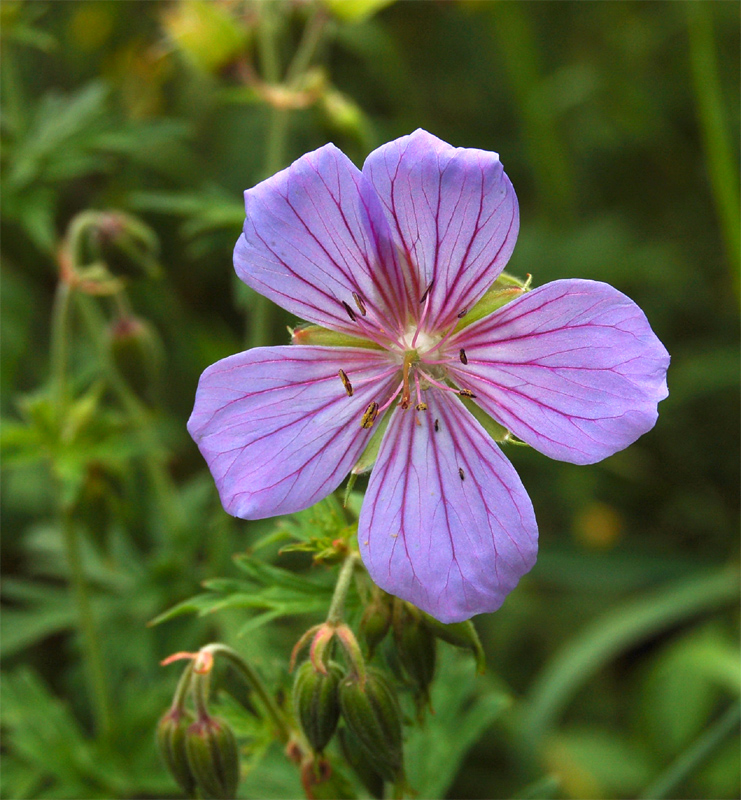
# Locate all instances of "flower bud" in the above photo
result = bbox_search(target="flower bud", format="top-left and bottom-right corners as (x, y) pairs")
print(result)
(157, 707), (197, 796)
(108, 315), (163, 404)
(393, 603), (436, 704)
(338, 726), (384, 799)
(338, 669), (404, 782)
(293, 659), (343, 753)
(359, 596), (391, 658)
(185, 715), (240, 800)
(421, 613), (486, 673)
(83, 211), (161, 280)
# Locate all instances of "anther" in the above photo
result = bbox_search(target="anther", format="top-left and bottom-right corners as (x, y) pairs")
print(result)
(399, 397), (411, 410)
(415, 402), (428, 411)
(419, 280), (434, 304)
(459, 389), (476, 398)
(352, 292), (367, 316)
(459, 467), (465, 481)
(434, 418), (440, 432)
(459, 348), (468, 365)
(457, 308), (468, 319)
(338, 369), (353, 397)
(341, 301), (357, 322)
(361, 401), (379, 429)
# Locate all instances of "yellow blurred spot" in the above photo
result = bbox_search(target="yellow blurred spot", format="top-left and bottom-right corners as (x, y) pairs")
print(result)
(69, 4), (113, 52)
(163, 0), (247, 74)
(573, 502), (623, 549)
(544, 738), (604, 800)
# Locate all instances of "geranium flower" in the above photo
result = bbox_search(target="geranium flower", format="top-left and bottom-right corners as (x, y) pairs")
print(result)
(188, 130), (669, 623)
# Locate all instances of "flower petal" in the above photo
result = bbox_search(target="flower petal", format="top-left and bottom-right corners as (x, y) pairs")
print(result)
(188, 346), (398, 518)
(236, 143), (409, 335)
(449, 280), (670, 464)
(362, 129), (519, 330)
(358, 391), (537, 623)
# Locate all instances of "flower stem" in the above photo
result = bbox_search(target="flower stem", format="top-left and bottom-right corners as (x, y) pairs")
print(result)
(75, 293), (186, 541)
(248, 3), (328, 350)
(61, 501), (113, 745)
(50, 277), (113, 747)
(50, 280), (71, 422)
(327, 553), (359, 625)
(202, 644), (292, 741)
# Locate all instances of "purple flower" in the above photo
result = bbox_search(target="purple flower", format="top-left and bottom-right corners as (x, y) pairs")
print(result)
(188, 130), (669, 623)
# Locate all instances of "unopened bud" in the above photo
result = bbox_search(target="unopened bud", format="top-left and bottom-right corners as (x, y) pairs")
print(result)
(421, 613), (486, 673)
(293, 660), (343, 753)
(157, 707), (197, 796)
(338, 726), (384, 799)
(338, 669), (403, 782)
(359, 597), (391, 658)
(109, 315), (163, 404)
(185, 715), (240, 800)
(84, 211), (161, 280)
(393, 603), (436, 704)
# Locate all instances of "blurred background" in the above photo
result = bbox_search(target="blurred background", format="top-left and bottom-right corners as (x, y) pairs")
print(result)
(1, 1), (739, 798)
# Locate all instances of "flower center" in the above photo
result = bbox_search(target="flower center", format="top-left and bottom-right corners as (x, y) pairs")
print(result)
(400, 325), (440, 355)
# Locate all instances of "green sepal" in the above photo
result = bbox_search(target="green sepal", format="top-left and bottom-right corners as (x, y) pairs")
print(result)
(351, 410), (392, 475)
(453, 271), (532, 332)
(291, 324), (383, 350)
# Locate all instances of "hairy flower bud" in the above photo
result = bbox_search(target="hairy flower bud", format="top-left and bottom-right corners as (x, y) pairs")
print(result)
(338, 669), (403, 782)
(157, 708), (197, 796)
(293, 659), (343, 753)
(185, 715), (240, 800)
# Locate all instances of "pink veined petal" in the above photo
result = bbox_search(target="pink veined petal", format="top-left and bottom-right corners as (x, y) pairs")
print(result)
(235, 143), (410, 336)
(362, 128), (519, 330)
(187, 346), (398, 519)
(448, 279), (671, 465)
(358, 390), (538, 624)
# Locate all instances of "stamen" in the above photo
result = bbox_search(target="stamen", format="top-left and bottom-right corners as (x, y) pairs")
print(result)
(419, 280), (434, 304)
(434, 418), (440, 432)
(352, 292), (367, 316)
(338, 369), (353, 397)
(417, 370), (462, 396)
(459, 467), (465, 481)
(415, 402), (428, 411)
(459, 388), (477, 398)
(377, 382), (404, 415)
(341, 301), (357, 322)
(459, 348), (468, 365)
(412, 281), (435, 349)
(360, 401), (379, 429)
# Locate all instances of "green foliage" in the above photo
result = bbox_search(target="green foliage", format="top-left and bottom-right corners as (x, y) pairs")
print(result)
(2, 1), (738, 799)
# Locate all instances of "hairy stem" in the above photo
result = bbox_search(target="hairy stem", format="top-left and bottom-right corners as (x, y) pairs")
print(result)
(327, 553), (360, 625)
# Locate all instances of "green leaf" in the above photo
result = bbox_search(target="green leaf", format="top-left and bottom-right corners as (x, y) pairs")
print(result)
(522, 567), (740, 744)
